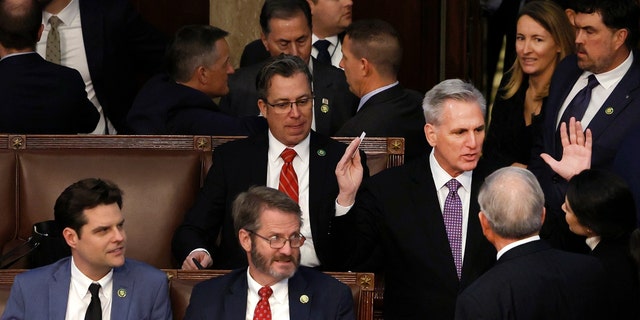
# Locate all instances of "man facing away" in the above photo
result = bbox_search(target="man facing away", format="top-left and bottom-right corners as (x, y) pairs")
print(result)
(455, 167), (607, 319)
(2, 178), (172, 320)
(185, 186), (354, 320)
(0, 0), (98, 134)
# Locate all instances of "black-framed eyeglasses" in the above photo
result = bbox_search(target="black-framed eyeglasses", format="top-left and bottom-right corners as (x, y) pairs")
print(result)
(262, 95), (314, 114)
(247, 230), (306, 249)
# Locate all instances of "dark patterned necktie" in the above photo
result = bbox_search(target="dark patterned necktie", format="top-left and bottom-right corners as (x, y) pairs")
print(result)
(313, 39), (332, 65)
(443, 179), (463, 279)
(46, 16), (63, 64)
(84, 283), (101, 320)
(559, 74), (599, 125)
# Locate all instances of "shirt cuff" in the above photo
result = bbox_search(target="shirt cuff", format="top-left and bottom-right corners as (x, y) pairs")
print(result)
(335, 199), (353, 217)
(189, 248), (211, 257)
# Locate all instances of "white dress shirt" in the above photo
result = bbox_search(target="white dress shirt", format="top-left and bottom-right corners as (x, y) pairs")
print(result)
(245, 268), (290, 320)
(496, 235), (540, 260)
(66, 257), (113, 320)
(311, 34), (343, 69)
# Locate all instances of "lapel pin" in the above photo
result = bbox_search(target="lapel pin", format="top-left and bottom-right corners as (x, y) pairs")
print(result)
(317, 149), (326, 157)
(605, 107), (614, 115)
(117, 288), (127, 298)
(300, 294), (309, 304)
(321, 98), (330, 113)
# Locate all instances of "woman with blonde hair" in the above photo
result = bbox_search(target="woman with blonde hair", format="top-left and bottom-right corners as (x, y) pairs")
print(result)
(484, 0), (575, 170)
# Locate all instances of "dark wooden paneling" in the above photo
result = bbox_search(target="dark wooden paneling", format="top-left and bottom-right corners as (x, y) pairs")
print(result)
(129, 0), (210, 37)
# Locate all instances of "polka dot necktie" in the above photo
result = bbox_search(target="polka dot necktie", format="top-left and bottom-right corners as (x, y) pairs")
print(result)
(443, 179), (463, 279)
(279, 148), (299, 203)
(253, 286), (273, 320)
(46, 16), (63, 65)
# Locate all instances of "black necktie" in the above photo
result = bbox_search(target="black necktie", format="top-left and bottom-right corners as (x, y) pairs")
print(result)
(85, 283), (102, 320)
(313, 39), (332, 65)
(559, 74), (599, 125)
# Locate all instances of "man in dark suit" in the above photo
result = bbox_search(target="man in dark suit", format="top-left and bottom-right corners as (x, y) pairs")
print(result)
(529, 0), (640, 251)
(37, 0), (166, 134)
(172, 54), (367, 271)
(219, 0), (357, 137)
(127, 25), (265, 135)
(335, 19), (428, 160)
(0, 0), (98, 134)
(2, 178), (171, 319)
(185, 186), (354, 319)
(333, 79), (496, 319)
(455, 167), (607, 319)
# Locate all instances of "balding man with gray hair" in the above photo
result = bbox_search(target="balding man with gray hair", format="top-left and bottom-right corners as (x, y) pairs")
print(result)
(455, 167), (607, 320)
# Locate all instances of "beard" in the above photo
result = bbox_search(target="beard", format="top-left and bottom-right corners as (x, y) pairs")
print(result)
(250, 240), (299, 282)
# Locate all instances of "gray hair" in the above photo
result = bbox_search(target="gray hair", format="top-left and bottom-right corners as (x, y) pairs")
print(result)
(478, 167), (544, 239)
(232, 186), (303, 236)
(422, 79), (486, 125)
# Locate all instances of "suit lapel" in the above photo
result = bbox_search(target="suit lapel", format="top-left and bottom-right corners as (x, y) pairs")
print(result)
(111, 263), (132, 319)
(587, 59), (640, 140)
(287, 270), (311, 320)
(312, 59), (334, 135)
(49, 259), (73, 319)
(224, 272), (249, 320)
(250, 133), (270, 184)
(461, 167), (488, 283)
(308, 132), (331, 245)
(78, 0), (104, 84)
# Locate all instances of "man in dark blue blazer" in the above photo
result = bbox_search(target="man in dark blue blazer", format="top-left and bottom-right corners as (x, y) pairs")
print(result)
(332, 79), (495, 319)
(335, 19), (429, 160)
(529, 0), (640, 251)
(172, 54), (367, 272)
(455, 167), (607, 320)
(127, 25), (265, 135)
(219, 0), (357, 137)
(2, 178), (171, 319)
(184, 186), (354, 320)
(38, 0), (166, 133)
(0, 0), (98, 134)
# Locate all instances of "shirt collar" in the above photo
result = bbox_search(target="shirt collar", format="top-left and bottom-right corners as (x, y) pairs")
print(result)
(42, 0), (79, 27)
(358, 81), (399, 111)
(585, 51), (634, 90)
(428, 149), (472, 193)
(496, 235), (540, 260)
(70, 256), (113, 301)
(267, 130), (311, 165)
(585, 235), (601, 251)
(312, 34), (339, 47)
(246, 267), (289, 305)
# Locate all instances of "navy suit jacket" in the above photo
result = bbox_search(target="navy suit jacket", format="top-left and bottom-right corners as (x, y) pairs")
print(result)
(218, 58), (358, 136)
(529, 53), (640, 250)
(332, 156), (495, 319)
(455, 240), (607, 320)
(77, 0), (167, 133)
(184, 267), (354, 320)
(1, 257), (172, 320)
(172, 131), (368, 270)
(335, 84), (429, 160)
(126, 74), (266, 135)
(0, 53), (99, 134)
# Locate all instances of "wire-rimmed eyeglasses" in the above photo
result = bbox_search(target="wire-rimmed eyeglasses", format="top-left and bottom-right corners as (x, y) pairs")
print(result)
(247, 230), (306, 249)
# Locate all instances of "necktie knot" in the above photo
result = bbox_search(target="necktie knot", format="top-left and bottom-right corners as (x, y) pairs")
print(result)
(88, 283), (100, 297)
(280, 148), (297, 163)
(445, 179), (461, 193)
(49, 16), (62, 29)
(46, 16), (62, 64)
(313, 39), (332, 64)
(258, 286), (273, 299)
(586, 74), (599, 90)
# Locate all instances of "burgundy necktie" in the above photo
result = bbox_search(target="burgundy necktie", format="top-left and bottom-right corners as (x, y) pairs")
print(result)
(253, 286), (273, 320)
(279, 148), (299, 203)
(443, 179), (463, 279)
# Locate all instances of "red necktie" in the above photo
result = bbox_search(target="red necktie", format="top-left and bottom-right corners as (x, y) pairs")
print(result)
(279, 148), (299, 203)
(253, 286), (273, 320)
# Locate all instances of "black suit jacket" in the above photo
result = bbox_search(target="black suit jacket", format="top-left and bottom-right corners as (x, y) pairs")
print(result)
(219, 58), (358, 136)
(335, 84), (429, 160)
(185, 266), (354, 320)
(126, 74), (266, 135)
(455, 240), (607, 320)
(332, 156), (495, 319)
(0, 53), (99, 133)
(172, 131), (368, 270)
(239, 39), (270, 68)
(78, 0), (167, 132)
(529, 53), (640, 251)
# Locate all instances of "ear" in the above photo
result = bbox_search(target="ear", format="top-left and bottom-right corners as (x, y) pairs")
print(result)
(613, 28), (629, 51)
(478, 212), (493, 241)
(62, 227), (78, 249)
(261, 32), (269, 52)
(360, 57), (371, 76)
(540, 207), (546, 225)
(195, 66), (207, 84)
(258, 99), (268, 118)
(239, 229), (252, 253)
(306, 0), (315, 13)
(424, 123), (437, 147)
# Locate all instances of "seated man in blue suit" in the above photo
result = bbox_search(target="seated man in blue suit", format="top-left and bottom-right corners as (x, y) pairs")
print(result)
(455, 167), (607, 319)
(2, 178), (172, 320)
(127, 25), (265, 135)
(185, 186), (354, 320)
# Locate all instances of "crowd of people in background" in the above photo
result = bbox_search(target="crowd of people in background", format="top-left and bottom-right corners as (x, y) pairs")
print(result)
(2, 0), (640, 319)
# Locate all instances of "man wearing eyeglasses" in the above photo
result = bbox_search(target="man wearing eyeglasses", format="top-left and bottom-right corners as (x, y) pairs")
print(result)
(172, 54), (368, 271)
(185, 186), (355, 319)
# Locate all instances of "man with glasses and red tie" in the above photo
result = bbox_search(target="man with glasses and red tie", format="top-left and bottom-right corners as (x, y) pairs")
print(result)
(185, 186), (354, 319)
(172, 54), (368, 272)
